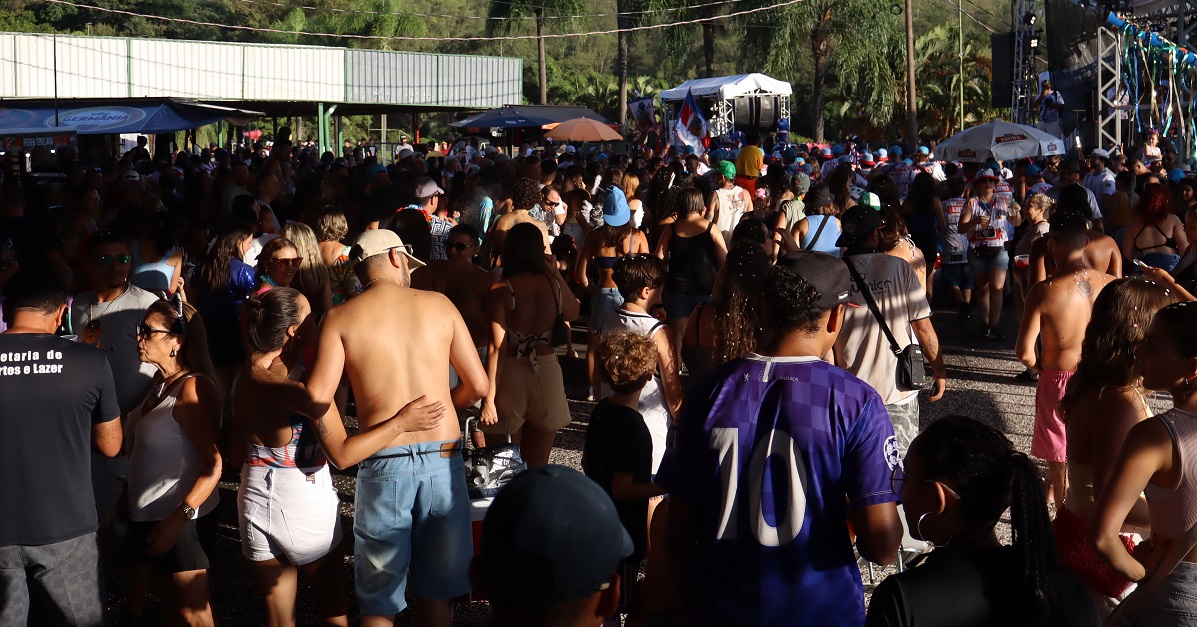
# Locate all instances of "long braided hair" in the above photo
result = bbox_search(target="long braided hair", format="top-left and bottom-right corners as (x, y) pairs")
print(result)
(909, 415), (1061, 625)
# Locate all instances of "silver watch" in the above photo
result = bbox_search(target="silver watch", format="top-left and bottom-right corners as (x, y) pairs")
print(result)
(178, 502), (196, 519)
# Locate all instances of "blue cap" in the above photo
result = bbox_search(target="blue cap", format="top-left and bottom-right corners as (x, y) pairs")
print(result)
(889, 145), (903, 157)
(876, 148), (888, 160)
(795, 157), (806, 165)
(1024, 164), (1042, 176)
(782, 147), (798, 160)
(820, 147), (833, 157)
(479, 465), (634, 604)
(684, 145), (696, 155)
(918, 146), (930, 155)
(860, 153), (876, 166)
(365, 163), (387, 179)
(903, 158), (914, 166)
(602, 186), (631, 227)
(832, 144), (845, 156)
(711, 148), (729, 161)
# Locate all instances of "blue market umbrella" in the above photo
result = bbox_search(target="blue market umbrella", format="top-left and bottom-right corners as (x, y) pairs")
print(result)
(450, 107), (555, 129)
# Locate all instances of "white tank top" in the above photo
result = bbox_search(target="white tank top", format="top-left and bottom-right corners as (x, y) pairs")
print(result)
(598, 309), (671, 474)
(126, 375), (220, 522)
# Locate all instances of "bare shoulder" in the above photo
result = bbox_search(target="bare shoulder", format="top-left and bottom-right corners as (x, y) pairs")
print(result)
(180, 374), (221, 403)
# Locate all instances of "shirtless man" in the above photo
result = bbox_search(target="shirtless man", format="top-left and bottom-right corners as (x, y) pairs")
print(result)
(306, 229), (489, 627)
(1030, 187), (1122, 283)
(485, 177), (549, 263)
(1016, 210), (1116, 506)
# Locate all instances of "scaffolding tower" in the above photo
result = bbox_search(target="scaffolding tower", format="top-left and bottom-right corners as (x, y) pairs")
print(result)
(1012, 0), (1041, 125)
(1094, 0), (1197, 156)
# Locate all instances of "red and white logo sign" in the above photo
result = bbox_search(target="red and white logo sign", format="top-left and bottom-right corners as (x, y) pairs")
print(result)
(1046, 142), (1059, 151)
(995, 133), (1028, 144)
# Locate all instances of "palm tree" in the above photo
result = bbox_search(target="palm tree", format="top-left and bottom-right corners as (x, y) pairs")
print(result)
(646, 0), (726, 78)
(488, 0), (587, 105)
(616, 0), (649, 126)
(901, 25), (995, 139)
(741, 0), (902, 142)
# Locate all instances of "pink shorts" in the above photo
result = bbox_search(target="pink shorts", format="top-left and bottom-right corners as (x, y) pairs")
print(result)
(1032, 369), (1074, 463)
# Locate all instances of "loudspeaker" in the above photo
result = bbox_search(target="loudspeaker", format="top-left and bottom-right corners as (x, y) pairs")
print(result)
(991, 33), (1014, 108)
(758, 97), (776, 131)
(733, 97), (752, 129)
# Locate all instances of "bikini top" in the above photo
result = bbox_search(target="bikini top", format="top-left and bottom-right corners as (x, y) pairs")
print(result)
(505, 275), (559, 373)
(595, 235), (632, 270)
(232, 372), (327, 472)
(1134, 223), (1178, 254)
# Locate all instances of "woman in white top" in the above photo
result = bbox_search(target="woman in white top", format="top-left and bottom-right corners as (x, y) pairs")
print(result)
(708, 161), (751, 244)
(959, 169), (1022, 339)
(124, 296), (222, 626)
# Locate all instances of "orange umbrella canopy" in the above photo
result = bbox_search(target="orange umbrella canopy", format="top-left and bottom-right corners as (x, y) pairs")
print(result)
(543, 117), (623, 142)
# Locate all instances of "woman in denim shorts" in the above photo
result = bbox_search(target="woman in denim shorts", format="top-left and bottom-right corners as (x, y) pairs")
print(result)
(958, 169), (1021, 339)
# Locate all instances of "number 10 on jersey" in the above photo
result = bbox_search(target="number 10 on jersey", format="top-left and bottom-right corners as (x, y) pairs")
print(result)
(710, 427), (808, 547)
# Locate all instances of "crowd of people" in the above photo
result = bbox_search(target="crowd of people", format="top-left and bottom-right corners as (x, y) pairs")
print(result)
(4, 120), (1197, 627)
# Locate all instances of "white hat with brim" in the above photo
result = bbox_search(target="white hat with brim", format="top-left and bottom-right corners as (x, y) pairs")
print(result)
(349, 229), (426, 269)
(974, 168), (1001, 182)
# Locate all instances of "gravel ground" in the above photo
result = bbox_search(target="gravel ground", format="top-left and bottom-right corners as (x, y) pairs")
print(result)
(40, 292), (1166, 625)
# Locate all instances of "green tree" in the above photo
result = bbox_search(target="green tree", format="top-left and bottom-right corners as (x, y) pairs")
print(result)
(904, 25), (995, 139)
(741, 0), (902, 142)
(488, 0), (587, 104)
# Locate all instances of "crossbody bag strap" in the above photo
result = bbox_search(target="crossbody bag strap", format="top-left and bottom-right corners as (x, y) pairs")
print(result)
(804, 215), (831, 251)
(843, 256), (902, 356)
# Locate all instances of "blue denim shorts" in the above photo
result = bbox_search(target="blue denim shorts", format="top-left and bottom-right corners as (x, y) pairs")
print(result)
(968, 246), (1009, 275)
(353, 440), (472, 616)
(940, 262), (974, 290)
(591, 287), (624, 330)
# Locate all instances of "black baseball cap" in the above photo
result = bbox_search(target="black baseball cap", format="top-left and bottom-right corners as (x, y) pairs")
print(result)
(835, 204), (886, 247)
(776, 252), (858, 309)
(479, 465), (634, 604)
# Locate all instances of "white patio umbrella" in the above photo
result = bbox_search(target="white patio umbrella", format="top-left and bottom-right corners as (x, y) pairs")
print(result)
(934, 120), (1068, 163)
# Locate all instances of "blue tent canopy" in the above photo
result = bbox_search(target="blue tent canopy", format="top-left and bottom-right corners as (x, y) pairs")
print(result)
(0, 98), (262, 135)
(450, 104), (610, 129)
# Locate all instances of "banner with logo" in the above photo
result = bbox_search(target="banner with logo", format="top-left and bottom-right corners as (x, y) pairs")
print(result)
(628, 97), (657, 133)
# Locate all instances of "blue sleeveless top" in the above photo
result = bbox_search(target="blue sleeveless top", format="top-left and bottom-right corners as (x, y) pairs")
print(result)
(801, 216), (842, 257)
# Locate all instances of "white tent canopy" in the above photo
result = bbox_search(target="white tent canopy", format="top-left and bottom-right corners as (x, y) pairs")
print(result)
(660, 73), (793, 101)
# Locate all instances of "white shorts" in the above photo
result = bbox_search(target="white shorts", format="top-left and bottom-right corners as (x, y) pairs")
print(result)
(238, 464), (343, 565)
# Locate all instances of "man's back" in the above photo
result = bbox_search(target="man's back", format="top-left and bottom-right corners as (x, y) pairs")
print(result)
(0, 334), (119, 546)
(322, 282), (463, 445)
(658, 355), (898, 626)
(1025, 267), (1114, 371)
(836, 252), (931, 406)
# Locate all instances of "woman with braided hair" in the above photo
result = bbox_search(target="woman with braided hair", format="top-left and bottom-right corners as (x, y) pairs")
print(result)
(868, 415), (1099, 626)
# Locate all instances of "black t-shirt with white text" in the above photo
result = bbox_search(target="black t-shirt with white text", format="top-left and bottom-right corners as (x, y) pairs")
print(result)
(0, 334), (119, 546)
(582, 399), (654, 559)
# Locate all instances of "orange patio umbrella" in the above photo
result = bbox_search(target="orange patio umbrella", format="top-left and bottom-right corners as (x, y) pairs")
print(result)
(543, 117), (623, 142)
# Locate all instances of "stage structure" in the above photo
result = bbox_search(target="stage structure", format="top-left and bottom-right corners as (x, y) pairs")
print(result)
(1090, 1), (1197, 159)
(659, 74), (792, 141)
(1012, 0), (1042, 125)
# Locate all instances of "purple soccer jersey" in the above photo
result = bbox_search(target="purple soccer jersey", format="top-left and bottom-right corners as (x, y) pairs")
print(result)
(657, 354), (899, 626)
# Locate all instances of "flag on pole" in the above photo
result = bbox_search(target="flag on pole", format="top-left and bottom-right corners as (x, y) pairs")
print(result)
(674, 88), (709, 156)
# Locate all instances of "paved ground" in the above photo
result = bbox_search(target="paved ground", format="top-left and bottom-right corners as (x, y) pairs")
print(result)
(64, 291), (1168, 625)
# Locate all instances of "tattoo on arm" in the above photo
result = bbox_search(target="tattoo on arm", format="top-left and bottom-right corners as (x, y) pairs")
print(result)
(314, 417), (330, 438)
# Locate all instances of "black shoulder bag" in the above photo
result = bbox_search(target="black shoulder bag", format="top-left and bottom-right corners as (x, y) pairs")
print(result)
(843, 256), (927, 391)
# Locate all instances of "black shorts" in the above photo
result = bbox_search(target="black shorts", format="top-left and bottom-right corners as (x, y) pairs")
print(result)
(126, 514), (216, 573)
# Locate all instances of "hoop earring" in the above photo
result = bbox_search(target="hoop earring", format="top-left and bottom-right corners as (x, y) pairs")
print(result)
(170, 349), (177, 358)
(917, 512), (952, 548)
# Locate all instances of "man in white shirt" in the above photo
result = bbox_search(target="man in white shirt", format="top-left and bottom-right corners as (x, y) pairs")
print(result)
(833, 205), (947, 453)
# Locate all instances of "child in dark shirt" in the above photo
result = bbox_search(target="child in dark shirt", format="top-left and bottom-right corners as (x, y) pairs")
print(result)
(582, 331), (664, 619)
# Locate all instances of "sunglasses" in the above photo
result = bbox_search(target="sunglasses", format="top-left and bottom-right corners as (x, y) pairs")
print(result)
(96, 254), (133, 265)
(138, 324), (174, 338)
(269, 257), (303, 268)
(448, 242), (473, 252)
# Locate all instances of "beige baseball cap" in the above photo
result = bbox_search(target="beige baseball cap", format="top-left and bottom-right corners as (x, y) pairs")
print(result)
(348, 229), (426, 269)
